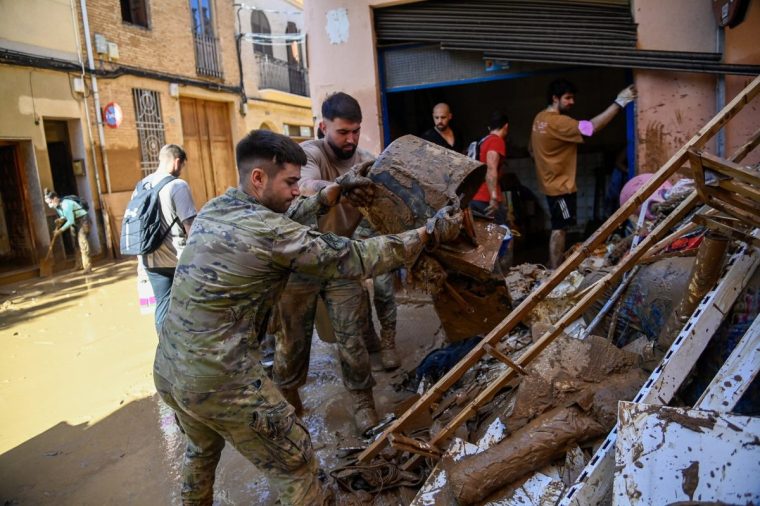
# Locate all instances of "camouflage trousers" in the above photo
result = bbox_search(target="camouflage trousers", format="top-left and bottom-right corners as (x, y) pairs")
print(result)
(365, 271), (397, 338)
(353, 221), (397, 339)
(274, 273), (374, 391)
(154, 370), (322, 505)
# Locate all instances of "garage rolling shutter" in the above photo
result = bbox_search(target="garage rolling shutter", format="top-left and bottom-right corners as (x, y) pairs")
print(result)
(374, 0), (759, 75)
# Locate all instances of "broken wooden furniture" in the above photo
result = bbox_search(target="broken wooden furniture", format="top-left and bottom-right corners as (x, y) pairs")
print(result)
(357, 75), (760, 499)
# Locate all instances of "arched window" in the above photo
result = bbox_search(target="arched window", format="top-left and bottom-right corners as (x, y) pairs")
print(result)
(251, 10), (272, 58)
(286, 21), (302, 67)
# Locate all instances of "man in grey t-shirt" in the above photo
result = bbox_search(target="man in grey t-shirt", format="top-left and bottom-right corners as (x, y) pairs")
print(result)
(135, 144), (197, 331)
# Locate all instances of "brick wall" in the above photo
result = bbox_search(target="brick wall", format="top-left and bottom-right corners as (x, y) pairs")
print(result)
(81, 0), (240, 87)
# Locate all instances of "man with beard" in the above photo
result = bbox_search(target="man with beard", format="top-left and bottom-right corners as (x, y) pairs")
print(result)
(530, 78), (635, 268)
(275, 92), (396, 434)
(422, 102), (464, 153)
(154, 128), (464, 504)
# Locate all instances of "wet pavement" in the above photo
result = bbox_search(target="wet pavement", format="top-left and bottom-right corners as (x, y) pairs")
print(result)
(0, 260), (441, 505)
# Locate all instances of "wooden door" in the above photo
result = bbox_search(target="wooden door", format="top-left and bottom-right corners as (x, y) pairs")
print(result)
(180, 98), (235, 207)
(0, 144), (36, 270)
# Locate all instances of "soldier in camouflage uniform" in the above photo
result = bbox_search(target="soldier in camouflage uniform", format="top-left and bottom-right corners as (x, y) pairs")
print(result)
(154, 129), (462, 505)
(275, 92), (402, 435)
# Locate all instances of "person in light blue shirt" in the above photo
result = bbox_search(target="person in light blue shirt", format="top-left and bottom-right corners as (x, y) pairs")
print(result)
(44, 189), (92, 274)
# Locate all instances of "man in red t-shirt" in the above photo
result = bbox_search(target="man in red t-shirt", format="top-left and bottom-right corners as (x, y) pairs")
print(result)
(469, 112), (509, 225)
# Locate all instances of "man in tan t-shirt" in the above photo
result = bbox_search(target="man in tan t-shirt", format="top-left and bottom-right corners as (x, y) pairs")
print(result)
(274, 92), (391, 435)
(531, 78), (635, 268)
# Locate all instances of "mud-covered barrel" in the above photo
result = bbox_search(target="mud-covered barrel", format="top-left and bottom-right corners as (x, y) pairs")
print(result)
(360, 135), (486, 234)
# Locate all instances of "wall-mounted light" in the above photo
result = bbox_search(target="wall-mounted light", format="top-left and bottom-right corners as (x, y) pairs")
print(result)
(169, 83), (180, 98)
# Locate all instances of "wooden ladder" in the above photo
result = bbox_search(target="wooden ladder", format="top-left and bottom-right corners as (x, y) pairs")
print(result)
(357, 74), (760, 467)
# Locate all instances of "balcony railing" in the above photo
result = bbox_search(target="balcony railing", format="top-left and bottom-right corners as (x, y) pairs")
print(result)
(194, 33), (223, 78)
(255, 53), (309, 97)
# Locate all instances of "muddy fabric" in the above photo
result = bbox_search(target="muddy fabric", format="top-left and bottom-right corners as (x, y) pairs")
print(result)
(444, 406), (606, 504)
(154, 372), (320, 505)
(155, 187), (424, 393)
(274, 274), (374, 391)
(530, 109), (584, 196)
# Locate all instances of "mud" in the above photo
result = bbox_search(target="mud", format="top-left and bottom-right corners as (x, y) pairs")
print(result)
(442, 353), (647, 504)
(0, 261), (444, 504)
(360, 135), (485, 235)
(443, 405), (606, 505)
(432, 272), (511, 342)
(506, 335), (643, 433)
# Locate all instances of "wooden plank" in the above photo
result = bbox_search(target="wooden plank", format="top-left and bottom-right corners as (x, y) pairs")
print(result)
(698, 150), (760, 187)
(693, 215), (760, 247)
(730, 127), (760, 163)
(483, 343), (529, 375)
(718, 179), (760, 203)
(701, 197), (760, 228)
(357, 73), (760, 465)
(388, 433), (441, 459)
(560, 238), (760, 506)
(696, 313), (760, 411)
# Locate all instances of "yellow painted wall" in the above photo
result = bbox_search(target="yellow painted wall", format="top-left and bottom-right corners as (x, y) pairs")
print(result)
(0, 65), (92, 194)
(0, 0), (79, 59)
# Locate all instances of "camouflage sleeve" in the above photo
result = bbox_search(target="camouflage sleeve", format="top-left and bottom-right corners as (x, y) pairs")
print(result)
(271, 220), (424, 279)
(285, 193), (330, 225)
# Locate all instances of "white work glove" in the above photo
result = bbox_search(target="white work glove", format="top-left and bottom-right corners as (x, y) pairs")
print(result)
(615, 85), (636, 108)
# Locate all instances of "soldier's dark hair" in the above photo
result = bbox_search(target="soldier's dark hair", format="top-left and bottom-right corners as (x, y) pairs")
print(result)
(547, 78), (577, 105)
(236, 129), (307, 184)
(488, 111), (509, 131)
(321, 92), (362, 122)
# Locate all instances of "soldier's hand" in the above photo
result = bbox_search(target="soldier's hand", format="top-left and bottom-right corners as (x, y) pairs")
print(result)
(335, 161), (375, 207)
(425, 205), (463, 250)
(615, 85), (636, 108)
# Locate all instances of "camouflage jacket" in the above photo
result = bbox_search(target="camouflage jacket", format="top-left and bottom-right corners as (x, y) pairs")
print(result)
(154, 187), (424, 392)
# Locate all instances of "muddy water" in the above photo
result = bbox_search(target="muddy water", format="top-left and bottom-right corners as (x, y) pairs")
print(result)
(0, 262), (441, 504)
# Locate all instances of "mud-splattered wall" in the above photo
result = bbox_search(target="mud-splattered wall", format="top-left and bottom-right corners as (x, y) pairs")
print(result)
(633, 0), (760, 174)
(633, 0), (717, 176)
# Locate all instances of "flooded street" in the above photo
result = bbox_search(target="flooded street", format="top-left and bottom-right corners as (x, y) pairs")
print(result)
(0, 260), (440, 504)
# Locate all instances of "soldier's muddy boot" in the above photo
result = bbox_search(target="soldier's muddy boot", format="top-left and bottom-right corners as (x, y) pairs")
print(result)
(280, 387), (304, 417)
(350, 389), (379, 435)
(379, 329), (400, 370)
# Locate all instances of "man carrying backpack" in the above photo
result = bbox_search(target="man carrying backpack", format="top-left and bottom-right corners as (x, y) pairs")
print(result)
(134, 144), (197, 331)
(44, 189), (92, 274)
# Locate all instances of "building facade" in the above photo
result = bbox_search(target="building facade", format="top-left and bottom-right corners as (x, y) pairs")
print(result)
(237, 0), (314, 141)
(0, 0), (314, 282)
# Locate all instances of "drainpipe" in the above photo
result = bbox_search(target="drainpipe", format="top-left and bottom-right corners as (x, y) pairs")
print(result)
(70, 0), (111, 258)
(79, 0), (115, 256)
(716, 25), (726, 158)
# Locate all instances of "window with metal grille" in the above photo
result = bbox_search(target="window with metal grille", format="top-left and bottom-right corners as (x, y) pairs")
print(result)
(190, 0), (222, 78)
(132, 89), (166, 177)
(120, 0), (149, 28)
